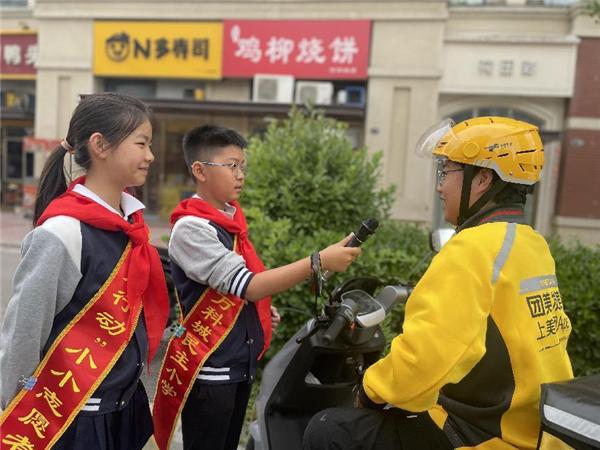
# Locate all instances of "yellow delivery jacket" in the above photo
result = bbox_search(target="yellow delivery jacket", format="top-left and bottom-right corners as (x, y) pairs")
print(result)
(363, 221), (573, 449)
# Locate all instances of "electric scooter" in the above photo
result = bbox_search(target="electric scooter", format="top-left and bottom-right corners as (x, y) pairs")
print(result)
(247, 276), (412, 450)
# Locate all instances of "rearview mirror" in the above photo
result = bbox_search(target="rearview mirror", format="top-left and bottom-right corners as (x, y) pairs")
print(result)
(430, 228), (455, 253)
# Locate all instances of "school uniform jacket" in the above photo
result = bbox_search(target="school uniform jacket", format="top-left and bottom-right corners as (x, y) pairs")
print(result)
(169, 202), (264, 385)
(0, 185), (148, 414)
(362, 208), (573, 449)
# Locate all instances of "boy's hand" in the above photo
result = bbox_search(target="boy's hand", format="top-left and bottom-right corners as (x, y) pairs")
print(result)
(319, 234), (361, 272)
(270, 305), (281, 331)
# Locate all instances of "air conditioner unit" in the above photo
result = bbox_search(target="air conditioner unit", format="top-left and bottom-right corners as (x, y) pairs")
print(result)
(252, 74), (294, 103)
(336, 86), (366, 106)
(294, 81), (334, 105)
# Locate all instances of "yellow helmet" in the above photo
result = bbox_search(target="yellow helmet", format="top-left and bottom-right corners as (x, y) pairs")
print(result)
(420, 117), (544, 185)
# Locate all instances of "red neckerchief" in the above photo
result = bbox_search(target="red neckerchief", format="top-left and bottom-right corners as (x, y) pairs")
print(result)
(171, 197), (272, 355)
(37, 176), (169, 364)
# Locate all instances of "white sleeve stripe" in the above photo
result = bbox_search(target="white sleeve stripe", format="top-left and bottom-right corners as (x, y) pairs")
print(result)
(230, 268), (250, 295)
(201, 367), (231, 373)
(234, 271), (253, 298)
(197, 374), (231, 381)
(239, 272), (255, 299)
(229, 267), (247, 292)
(81, 405), (100, 411)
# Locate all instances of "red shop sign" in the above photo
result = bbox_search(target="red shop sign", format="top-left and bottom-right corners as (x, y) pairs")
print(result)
(0, 32), (38, 79)
(223, 20), (371, 80)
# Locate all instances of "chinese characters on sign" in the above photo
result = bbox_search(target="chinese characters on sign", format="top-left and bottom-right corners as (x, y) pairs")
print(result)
(104, 33), (210, 62)
(223, 20), (371, 79)
(0, 32), (37, 79)
(478, 59), (537, 78)
(94, 22), (222, 79)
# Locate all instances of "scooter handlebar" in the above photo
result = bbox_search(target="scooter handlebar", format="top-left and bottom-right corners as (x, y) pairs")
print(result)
(322, 298), (358, 345)
(375, 284), (413, 312)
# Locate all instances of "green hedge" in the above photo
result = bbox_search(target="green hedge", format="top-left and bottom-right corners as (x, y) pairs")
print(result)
(549, 239), (600, 376)
(242, 108), (600, 376)
(242, 108), (431, 353)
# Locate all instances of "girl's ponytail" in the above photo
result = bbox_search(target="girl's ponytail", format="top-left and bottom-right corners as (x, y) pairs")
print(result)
(32, 145), (68, 225)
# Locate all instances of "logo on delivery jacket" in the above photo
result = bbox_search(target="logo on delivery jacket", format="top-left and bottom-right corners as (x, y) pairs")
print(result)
(105, 32), (131, 62)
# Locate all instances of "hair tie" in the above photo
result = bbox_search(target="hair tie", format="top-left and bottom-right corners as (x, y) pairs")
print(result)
(63, 147), (86, 184)
(61, 139), (74, 154)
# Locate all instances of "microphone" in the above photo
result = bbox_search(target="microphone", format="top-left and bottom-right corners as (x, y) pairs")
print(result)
(322, 218), (379, 280)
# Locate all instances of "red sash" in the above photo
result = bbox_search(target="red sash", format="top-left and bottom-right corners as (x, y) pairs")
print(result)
(152, 287), (244, 450)
(0, 244), (141, 450)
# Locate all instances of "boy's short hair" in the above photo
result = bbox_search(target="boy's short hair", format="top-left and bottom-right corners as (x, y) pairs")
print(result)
(182, 125), (247, 167)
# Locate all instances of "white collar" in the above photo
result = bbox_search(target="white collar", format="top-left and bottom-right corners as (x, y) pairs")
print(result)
(73, 184), (145, 220)
(192, 194), (236, 220)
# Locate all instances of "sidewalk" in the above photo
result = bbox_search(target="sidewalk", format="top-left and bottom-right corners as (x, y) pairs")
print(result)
(0, 210), (170, 248)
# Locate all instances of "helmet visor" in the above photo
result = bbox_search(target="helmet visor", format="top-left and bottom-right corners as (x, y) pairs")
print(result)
(415, 118), (455, 158)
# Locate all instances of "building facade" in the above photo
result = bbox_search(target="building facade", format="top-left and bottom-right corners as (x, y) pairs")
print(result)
(1, 0), (598, 243)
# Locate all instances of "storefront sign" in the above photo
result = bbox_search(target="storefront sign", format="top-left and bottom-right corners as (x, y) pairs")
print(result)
(223, 20), (371, 79)
(0, 32), (37, 79)
(94, 21), (223, 79)
(441, 42), (577, 97)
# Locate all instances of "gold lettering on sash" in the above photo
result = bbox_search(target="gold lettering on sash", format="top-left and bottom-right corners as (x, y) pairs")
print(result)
(18, 408), (49, 438)
(65, 347), (98, 369)
(165, 367), (183, 385)
(96, 311), (126, 336)
(35, 387), (63, 417)
(2, 434), (35, 450)
(191, 321), (212, 342)
(181, 333), (200, 355)
(50, 369), (80, 393)
(169, 350), (189, 371)
(211, 295), (235, 311)
(201, 306), (223, 327)
(112, 289), (130, 312)
(160, 380), (177, 397)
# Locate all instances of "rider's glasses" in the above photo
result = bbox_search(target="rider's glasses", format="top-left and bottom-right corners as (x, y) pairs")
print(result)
(436, 167), (463, 184)
(196, 161), (247, 176)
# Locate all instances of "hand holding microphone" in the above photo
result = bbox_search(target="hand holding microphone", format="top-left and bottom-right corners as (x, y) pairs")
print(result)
(321, 218), (379, 279)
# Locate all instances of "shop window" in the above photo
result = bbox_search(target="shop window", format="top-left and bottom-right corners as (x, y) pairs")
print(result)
(5, 139), (23, 179)
(104, 79), (156, 98)
(25, 151), (34, 177)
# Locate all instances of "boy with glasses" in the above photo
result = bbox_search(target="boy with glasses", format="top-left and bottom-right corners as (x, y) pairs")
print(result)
(152, 125), (360, 450)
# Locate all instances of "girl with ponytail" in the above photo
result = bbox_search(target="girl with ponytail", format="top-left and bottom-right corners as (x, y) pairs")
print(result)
(0, 92), (169, 450)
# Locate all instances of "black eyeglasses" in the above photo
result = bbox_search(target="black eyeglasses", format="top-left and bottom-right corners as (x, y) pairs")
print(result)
(436, 167), (463, 184)
(194, 161), (247, 176)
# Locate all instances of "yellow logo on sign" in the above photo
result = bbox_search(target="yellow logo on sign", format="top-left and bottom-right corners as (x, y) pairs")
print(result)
(94, 21), (222, 79)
